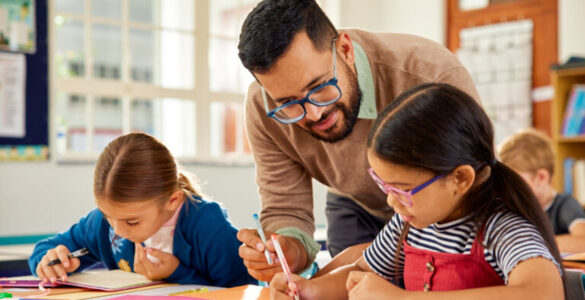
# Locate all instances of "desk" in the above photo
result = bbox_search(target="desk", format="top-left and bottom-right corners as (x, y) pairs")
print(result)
(0, 244), (34, 276)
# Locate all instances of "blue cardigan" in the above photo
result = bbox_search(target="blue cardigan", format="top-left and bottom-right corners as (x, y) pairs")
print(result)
(29, 198), (256, 287)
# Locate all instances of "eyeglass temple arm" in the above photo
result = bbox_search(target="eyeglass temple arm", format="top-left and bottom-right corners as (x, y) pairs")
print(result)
(412, 174), (444, 194)
(332, 38), (337, 78)
(262, 87), (270, 114)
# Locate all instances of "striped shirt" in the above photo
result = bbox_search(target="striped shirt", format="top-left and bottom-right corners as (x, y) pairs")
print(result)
(364, 210), (561, 284)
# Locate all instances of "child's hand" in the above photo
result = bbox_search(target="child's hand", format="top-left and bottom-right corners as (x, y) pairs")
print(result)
(346, 271), (403, 300)
(133, 243), (179, 280)
(270, 272), (320, 300)
(36, 245), (81, 284)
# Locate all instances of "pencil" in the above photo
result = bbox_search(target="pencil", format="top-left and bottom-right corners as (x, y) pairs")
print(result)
(271, 234), (299, 300)
(46, 248), (89, 266)
(253, 213), (273, 264)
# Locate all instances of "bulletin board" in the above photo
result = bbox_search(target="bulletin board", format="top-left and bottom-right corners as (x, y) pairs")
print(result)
(0, 0), (47, 161)
(446, 0), (558, 136)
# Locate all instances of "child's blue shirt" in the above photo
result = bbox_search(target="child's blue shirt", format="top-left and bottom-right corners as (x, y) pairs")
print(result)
(28, 198), (256, 287)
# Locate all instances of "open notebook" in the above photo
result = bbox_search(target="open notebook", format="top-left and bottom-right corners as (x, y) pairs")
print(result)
(0, 269), (162, 291)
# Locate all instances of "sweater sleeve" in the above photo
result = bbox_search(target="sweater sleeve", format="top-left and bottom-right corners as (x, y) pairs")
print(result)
(28, 209), (104, 275)
(166, 202), (255, 287)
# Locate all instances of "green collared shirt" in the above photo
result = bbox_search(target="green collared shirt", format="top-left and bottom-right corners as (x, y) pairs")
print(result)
(353, 41), (377, 119)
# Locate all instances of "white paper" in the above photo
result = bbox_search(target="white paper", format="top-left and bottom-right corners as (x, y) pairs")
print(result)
(0, 52), (26, 137)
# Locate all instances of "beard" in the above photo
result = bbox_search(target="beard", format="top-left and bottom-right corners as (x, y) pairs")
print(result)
(303, 62), (362, 143)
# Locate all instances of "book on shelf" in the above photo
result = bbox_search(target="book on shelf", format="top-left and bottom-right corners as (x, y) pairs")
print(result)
(564, 158), (585, 207)
(574, 160), (585, 207)
(561, 85), (585, 136)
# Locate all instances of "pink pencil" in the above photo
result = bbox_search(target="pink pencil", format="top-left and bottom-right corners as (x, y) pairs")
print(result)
(271, 234), (299, 300)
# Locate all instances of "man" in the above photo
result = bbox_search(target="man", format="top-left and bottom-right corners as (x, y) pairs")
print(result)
(237, 0), (480, 281)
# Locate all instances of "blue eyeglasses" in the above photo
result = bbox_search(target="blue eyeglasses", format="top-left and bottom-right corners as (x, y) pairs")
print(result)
(262, 39), (342, 124)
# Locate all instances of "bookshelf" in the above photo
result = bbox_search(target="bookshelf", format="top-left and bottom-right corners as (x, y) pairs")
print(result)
(551, 66), (585, 191)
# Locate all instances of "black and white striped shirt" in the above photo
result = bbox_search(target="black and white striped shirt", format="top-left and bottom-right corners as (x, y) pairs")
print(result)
(364, 210), (561, 284)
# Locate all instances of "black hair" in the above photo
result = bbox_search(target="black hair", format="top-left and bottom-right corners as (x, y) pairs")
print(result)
(238, 0), (338, 74)
(367, 83), (564, 286)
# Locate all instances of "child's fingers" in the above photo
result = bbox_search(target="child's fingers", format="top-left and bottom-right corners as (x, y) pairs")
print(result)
(36, 262), (48, 282)
(269, 272), (290, 295)
(144, 247), (168, 261)
(346, 270), (366, 292)
(40, 255), (58, 283)
(67, 257), (81, 273)
(54, 245), (72, 268)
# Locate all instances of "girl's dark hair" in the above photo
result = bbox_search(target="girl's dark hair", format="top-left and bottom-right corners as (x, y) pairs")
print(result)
(367, 83), (564, 285)
(94, 132), (202, 204)
(238, 0), (338, 74)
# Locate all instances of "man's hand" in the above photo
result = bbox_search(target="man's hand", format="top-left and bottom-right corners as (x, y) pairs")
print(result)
(237, 228), (308, 282)
(133, 243), (179, 280)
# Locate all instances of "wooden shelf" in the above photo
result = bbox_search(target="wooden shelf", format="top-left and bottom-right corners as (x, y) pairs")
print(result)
(551, 68), (585, 191)
(557, 136), (585, 143)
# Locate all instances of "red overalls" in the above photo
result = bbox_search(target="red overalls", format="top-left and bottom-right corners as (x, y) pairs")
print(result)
(402, 226), (505, 291)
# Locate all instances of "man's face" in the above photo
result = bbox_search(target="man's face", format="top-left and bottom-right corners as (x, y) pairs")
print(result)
(255, 31), (361, 143)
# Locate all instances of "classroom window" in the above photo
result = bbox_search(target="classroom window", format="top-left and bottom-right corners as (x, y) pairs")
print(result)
(51, 0), (234, 162)
(51, 0), (337, 162)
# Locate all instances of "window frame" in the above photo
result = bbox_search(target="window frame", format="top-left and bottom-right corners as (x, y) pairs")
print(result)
(49, 0), (253, 164)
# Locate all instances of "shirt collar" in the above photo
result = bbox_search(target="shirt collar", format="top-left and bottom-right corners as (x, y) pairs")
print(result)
(352, 41), (377, 119)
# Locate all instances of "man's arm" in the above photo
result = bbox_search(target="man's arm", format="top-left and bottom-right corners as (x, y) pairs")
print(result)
(240, 83), (320, 281)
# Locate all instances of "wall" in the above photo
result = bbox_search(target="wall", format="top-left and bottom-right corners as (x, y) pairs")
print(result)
(338, 0), (445, 44)
(0, 161), (326, 236)
(559, 0), (585, 62)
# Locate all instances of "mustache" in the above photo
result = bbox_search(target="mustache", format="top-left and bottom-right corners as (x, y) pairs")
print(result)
(304, 104), (339, 127)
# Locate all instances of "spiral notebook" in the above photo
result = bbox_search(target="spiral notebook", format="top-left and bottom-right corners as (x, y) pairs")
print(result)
(0, 269), (162, 291)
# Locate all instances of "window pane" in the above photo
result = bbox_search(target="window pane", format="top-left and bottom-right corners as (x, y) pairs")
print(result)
(158, 98), (196, 157)
(130, 99), (155, 135)
(161, 0), (194, 30)
(209, 38), (238, 93)
(240, 66), (254, 94)
(210, 102), (248, 156)
(129, 29), (156, 83)
(93, 96), (123, 153)
(161, 31), (194, 89)
(55, 93), (87, 154)
(55, 0), (83, 14)
(55, 18), (84, 78)
(91, 0), (121, 19)
(130, 0), (156, 24)
(209, 1), (240, 37)
(92, 24), (122, 79)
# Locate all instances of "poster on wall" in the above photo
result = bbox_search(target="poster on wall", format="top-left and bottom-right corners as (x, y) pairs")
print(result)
(0, 52), (26, 138)
(0, 0), (35, 53)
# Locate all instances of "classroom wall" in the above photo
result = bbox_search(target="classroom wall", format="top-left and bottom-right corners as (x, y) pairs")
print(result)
(337, 0), (445, 44)
(559, 0), (585, 62)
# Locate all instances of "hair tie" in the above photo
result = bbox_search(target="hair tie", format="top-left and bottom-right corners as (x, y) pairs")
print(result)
(491, 158), (498, 167)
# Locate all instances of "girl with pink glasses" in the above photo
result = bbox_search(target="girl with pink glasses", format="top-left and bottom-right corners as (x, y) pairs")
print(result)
(270, 83), (565, 299)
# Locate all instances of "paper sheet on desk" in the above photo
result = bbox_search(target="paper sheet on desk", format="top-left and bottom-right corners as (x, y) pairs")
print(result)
(109, 296), (206, 300)
(193, 284), (269, 300)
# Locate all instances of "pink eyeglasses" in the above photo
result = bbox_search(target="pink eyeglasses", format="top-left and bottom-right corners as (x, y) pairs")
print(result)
(368, 168), (445, 207)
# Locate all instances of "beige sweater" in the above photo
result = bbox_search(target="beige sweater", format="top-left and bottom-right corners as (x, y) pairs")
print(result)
(245, 29), (480, 238)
